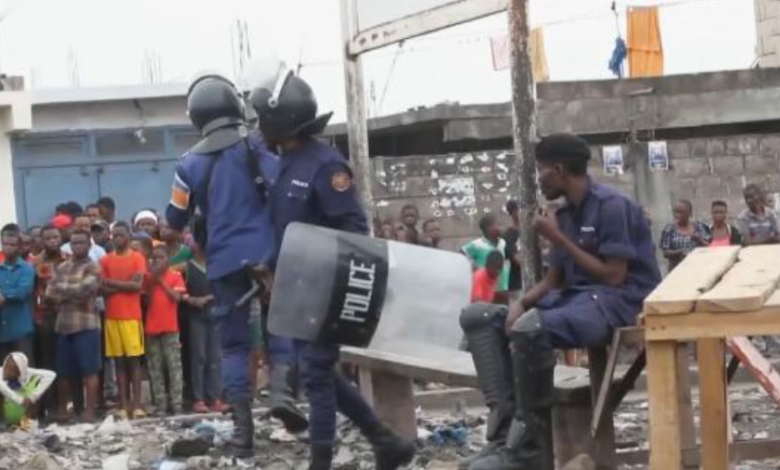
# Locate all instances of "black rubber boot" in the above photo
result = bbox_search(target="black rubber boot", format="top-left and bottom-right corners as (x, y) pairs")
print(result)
(269, 365), (309, 433)
(227, 398), (255, 458)
(469, 309), (555, 470)
(309, 445), (334, 470)
(366, 424), (416, 470)
(458, 304), (515, 470)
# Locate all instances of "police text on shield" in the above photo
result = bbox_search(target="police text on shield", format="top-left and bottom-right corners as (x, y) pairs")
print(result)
(340, 259), (376, 324)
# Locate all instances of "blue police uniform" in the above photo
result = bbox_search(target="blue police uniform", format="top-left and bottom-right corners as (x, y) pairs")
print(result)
(166, 132), (278, 403)
(269, 137), (380, 446)
(540, 180), (661, 348)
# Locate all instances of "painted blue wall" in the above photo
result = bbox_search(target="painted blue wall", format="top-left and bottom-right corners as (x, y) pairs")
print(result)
(12, 126), (199, 228)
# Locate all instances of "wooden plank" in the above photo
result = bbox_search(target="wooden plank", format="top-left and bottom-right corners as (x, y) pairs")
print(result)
(727, 337), (780, 406)
(676, 344), (697, 469)
(697, 245), (780, 312)
(358, 368), (375, 407)
(644, 306), (780, 341)
(590, 332), (623, 437)
(348, 0), (506, 55)
(586, 348), (616, 468)
(697, 339), (729, 470)
(644, 246), (740, 315)
(646, 341), (683, 470)
(371, 371), (418, 440)
(340, 346), (595, 403)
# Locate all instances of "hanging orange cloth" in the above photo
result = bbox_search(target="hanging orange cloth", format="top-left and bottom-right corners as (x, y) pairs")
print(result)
(627, 6), (664, 77)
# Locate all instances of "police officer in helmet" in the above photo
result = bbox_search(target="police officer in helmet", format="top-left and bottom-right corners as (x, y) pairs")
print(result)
(166, 73), (305, 458)
(251, 70), (416, 470)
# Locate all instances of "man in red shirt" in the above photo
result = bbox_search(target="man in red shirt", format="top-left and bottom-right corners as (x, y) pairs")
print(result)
(472, 251), (506, 304)
(145, 245), (186, 415)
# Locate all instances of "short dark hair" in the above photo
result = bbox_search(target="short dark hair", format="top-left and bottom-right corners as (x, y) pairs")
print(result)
(86, 203), (99, 211)
(712, 200), (728, 209)
(486, 250), (505, 268)
(41, 224), (61, 236)
(97, 197), (116, 212)
(422, 219), (438, 231)
(57, 201), (83, 218)
(677, 199), (693, 213)
(505, 199), (519, 215)
(479, 214), (497, 235)
(744, 183), (763, 195)
(401, 205), (419, 215)
(1, 223), (20, 236)
(70, 229), (91, 241)
(113, 221), (131, 232)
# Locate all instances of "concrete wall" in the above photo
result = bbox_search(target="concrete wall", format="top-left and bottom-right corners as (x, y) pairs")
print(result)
(756, 0), (780, 67)
(31, 97), (188, 133)
(0, 92), (32, 223)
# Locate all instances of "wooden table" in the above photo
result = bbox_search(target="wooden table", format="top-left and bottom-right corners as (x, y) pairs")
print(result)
(643, 245), (780, 470)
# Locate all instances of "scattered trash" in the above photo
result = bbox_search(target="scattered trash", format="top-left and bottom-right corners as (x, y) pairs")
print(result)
(158, 461), (187, 470)
(23, 452), (60, 470)
(561, 454), (596, 470)
(270, 428), (297, 443)
(168, 437), (210, 458)
(428, 425), (468, 447)
(41, 434), (63, 453)
(102, 453), (130, 470)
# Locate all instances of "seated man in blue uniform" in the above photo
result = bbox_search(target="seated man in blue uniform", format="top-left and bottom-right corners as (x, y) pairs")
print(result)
(250, 71), (415, 470)
(460, 133), (661, 470)
(166, 74), (306, 458)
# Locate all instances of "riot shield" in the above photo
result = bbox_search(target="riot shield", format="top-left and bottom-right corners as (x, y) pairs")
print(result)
(268, 223), (472, 350)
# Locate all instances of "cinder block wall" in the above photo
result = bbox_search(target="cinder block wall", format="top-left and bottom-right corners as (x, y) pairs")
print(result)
(371, 133), (780, 250)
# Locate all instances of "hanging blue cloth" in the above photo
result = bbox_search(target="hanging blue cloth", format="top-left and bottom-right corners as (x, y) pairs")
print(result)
(609, 37), (627, 78)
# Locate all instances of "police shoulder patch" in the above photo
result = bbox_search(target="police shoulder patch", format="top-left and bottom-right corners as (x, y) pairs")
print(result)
(331, 172), (352, 192)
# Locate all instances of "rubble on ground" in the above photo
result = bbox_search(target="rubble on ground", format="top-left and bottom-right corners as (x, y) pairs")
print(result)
(3, 384), (780, 469)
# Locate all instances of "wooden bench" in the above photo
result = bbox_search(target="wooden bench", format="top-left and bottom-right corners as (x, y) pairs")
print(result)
(341, 339), (642, 468)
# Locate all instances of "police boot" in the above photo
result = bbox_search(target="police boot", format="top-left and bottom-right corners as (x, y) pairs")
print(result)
(309, 445), (334, 470)
(458, 304), (515, 470)
(269, 365), (309, 433)
(227, 398), (255, 458)
(470, 309), (555, 470)
(365, 424), (416, 470)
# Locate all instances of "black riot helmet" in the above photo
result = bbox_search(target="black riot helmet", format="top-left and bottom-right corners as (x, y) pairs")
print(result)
(186, 74), (248, 154)
(250, 74), (333, 144)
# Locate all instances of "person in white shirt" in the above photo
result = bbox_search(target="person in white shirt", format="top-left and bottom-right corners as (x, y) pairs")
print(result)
(61, 214), (106, 263)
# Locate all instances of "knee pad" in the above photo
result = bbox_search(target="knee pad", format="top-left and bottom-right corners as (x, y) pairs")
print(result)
(460, 303), (508, 332)
(511, 308), (543, 334)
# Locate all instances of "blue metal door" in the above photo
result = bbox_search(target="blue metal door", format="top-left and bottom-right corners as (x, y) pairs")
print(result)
(20, 166), (100, 226)
(97, 161), (177, 222)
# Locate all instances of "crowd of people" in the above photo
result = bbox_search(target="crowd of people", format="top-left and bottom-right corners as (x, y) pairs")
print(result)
(0, 175), (776, 428)
(0, 196), (232, 426)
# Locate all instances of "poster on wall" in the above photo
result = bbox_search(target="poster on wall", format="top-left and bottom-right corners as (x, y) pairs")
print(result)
(603, 146), (624, 175)
(648, 141), (669, 171)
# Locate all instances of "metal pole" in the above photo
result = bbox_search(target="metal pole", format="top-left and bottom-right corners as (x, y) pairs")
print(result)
(507, 0), (542, 289)
(340, 0), (375, 233)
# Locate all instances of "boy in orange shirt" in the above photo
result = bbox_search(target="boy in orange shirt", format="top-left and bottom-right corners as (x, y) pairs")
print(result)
(145, 245), (186, 415)
(100, 222), (147, 419)
(471, 250), (505, 304)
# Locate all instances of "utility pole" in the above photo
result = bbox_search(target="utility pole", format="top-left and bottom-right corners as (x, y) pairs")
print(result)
(508, 0), (542, 289)
(340, 0), (374, 231)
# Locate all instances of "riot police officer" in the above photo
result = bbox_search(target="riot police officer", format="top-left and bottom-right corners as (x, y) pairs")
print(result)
(251, 71), (416, 470)
(166, 74), (305, 458)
